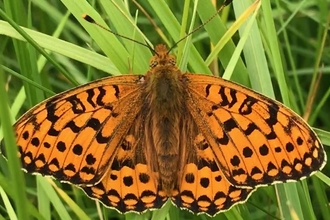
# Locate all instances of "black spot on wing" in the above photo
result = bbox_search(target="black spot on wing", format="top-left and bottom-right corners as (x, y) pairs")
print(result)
(96, 87), (106, 106)
(66, 95), (86, 114)
(86, 88), (96, 108)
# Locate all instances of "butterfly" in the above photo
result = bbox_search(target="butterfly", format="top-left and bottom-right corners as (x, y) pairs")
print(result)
(4, 40), (326, 216)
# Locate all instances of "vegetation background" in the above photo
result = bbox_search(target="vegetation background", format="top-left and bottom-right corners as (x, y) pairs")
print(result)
(0, 0), (329, 219)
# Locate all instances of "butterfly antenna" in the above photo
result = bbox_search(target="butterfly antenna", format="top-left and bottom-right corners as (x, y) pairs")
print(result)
(168, 0), (233, 53)
(82, 14), (157, 54)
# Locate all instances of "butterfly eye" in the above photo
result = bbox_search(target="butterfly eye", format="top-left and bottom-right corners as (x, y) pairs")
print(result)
(150, 60), (158, 68)
(169, 58), (176, 66)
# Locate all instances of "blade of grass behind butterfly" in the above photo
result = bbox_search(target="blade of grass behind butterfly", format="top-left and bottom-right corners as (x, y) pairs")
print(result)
(36, 177), (73, 220)
(306, 9), (330, 125)
(177, 0), (198, 72)
(3, 0), (44, 109)
(131, 0), (172, 47)
(227, 1), (267, 89)
(0, 57), (29, 219)
(275, 1), (307, 111)
(100, 0), (151, 73)
(167, 202), (181, 220)
(175, 0), (191, 71)
(0, 9), (79, 89)
(0, 21), (119, 75)
(0, 173), (47, 219)
(313, 171), (330, 220)
(195, 0), (250, 86)
(31, 0), (91, 43)
(205, 0), (261, 81)
(260, 0), (289, 104)
(0, 16), (117, 133)
(61, 0), (131, 74)
(316, 171), (330, 186)
(150, 200), (172, 220)
(40, 177), (91, 220)
(32, 0), (120, 81)
(147, 0), (212, 75)
(0, 10), (98, 119)
(312, 173), (330, 220)
(0, 11), (112, 127)
(0, 185), (18, 220)
(316, 129), (330, 148)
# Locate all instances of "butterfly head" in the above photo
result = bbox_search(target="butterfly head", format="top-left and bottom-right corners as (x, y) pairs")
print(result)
(149, 44), (176, 70)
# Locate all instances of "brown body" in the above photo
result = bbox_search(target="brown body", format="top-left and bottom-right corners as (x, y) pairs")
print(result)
(144, 46), (187, 193)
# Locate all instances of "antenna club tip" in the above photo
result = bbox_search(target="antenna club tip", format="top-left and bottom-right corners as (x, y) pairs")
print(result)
(82, 14), (95, 23)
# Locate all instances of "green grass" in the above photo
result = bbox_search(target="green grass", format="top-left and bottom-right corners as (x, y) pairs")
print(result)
(0, 0), (330, 219)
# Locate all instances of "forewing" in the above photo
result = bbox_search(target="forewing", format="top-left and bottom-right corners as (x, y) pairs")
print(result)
(10, 75), (144, 185)
(185, 74), (326, 187)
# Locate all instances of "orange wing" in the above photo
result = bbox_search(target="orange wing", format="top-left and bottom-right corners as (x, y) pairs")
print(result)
(172, 132), (254, 216)
(12, 75), (144, 186)
(184, 73), (326, 187)
(81, 112), (169, 213)
(82, 132), (168, 213)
